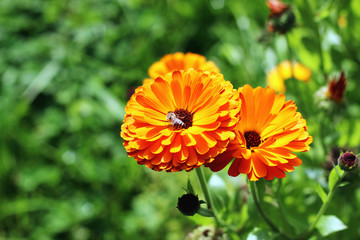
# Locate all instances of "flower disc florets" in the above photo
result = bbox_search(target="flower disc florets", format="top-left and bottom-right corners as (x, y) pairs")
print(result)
(121, 69), (241, 172)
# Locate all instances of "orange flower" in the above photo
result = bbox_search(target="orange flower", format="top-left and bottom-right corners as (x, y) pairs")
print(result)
(266, 0), (288, 16)
(267, 60), (311, 93)
(121, 69), (241, 172)
(327, 71), (346, 103)
(148, 52), (220, 79)
(207, 85), (312, 181)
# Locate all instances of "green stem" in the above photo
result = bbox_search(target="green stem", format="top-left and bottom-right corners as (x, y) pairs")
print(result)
(296, 171), (346, 240)
(276, 180), (296, 235)
(248, 180), (293, 239)
(195, 167), (222, 226)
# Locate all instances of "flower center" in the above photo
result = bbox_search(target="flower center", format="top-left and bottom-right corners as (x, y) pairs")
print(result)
(244, 131), (261, 149)
(171, 109), (193, 129)
(343, 153), (356, 164)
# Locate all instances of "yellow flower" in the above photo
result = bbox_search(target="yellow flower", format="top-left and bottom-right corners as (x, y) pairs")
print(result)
(267, 68), (286, 93)
(121, 69), (241, 172)
(267, 60), (311, 93)
(148, 52), (220, 79)
(207, 85), (312, 181)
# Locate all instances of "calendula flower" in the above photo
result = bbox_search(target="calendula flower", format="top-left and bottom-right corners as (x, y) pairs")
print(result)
(266, 0), (295, 34)
(207, 85), (312, 181)
(327, 71), (346, 103)
(148, 52), (220, 79)
(121, 69), (241, 172)
(267, 60), (311, 93)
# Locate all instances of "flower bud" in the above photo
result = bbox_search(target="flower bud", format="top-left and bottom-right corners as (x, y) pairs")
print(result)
(338, 151), (358, 171)
(177, 193), (202, 216)
(327, 71), (347, 104)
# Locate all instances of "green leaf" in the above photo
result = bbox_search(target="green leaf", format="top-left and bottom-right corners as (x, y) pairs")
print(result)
(247, 228), (276, 240)
(328, 165), (343, 190)
(190, 212), (214, 226)
(338, 182), (350, 187)
(21, 61), (60, 102)
(316, 215), (347, 237)
(197, 207), (214, 217)
(186, 178), (195, 194)
(314, 9), (330, 22)
(315, 183), (327, 203)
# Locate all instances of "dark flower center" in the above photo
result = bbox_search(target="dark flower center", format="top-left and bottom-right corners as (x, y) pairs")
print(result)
(343, 153), (356, 164)
(173, 109), (193, 129)
(244, 131), (261, 149)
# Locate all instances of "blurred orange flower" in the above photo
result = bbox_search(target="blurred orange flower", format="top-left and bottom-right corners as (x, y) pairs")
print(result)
(121, 69), (241, 172)
(207, 85), (312, 181)
(148, 52), (220, 79)
(266, 0), (288, 16)
(267, 60), (311, 93)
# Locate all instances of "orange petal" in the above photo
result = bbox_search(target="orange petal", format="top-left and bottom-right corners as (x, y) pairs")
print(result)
(207, 150), (235, 172)
(228, 158), (241, 177)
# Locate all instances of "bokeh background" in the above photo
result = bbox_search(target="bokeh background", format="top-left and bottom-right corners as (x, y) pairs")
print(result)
(1, 0), (360, 239)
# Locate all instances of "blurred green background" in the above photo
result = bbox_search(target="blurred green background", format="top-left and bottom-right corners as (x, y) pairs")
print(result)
(1, 0), (360, 239)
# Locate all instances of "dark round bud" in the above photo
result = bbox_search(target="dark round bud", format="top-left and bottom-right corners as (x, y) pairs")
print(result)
(177, 193), (201, 216)
(338, 151), (358, 171)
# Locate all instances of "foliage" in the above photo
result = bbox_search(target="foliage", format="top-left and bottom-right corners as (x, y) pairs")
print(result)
(0, 0), (359, 239)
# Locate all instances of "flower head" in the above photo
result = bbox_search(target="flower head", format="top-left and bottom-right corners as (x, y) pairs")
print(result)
(148, 52), (220, 79)
(338, 151), (358, 172)
(327, 71), (347, 103)
(267, 60), (311, 93)
(266, 0), (295, 34)
(121, 69), (241, 172)
(207, 85), (312, 181)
